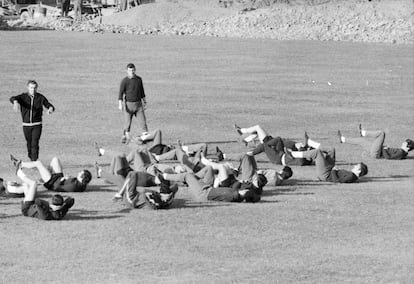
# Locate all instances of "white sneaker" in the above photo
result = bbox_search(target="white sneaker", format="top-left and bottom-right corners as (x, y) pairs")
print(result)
(140, 131), (150, 141)
(113, 193), (122, 200)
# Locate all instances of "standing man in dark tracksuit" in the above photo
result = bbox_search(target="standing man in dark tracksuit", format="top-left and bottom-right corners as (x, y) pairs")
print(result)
(10, 80), (55, 161)
(119, 63), (148, 144)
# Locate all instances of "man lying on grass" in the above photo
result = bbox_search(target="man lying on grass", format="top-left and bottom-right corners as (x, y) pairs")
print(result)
(338, 124), (414, 160)
(286, 133), (368, 183)
(111, 169), (179, 210)
(234, 124), (314, 166)
(9, 155), (92, 192)
(6, 157), (75, 220)
(199, 152), (292, 188)
(161, 164), (266, 203)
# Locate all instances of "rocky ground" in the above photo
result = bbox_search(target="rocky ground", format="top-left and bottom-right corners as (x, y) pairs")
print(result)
(1, 0), (413, 44)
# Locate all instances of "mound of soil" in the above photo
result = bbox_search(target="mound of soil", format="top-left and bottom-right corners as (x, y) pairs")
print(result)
(98, 0), (236, 27)
(3, 0), (413, 44)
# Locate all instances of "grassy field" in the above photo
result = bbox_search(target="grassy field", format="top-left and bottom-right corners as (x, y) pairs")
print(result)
(0, 31), (413, 283)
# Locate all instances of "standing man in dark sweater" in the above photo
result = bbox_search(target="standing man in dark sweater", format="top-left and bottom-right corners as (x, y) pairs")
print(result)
(10, 80), (55, 161)
(338, 124), (414, 160)
(287, 134), (368, 183)
(119, 63), (148, 144)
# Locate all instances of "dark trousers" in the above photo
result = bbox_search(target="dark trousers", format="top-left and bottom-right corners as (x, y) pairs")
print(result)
(61, 0), (70, 16)
(23, 125), (42, 161)
(253, 136), (285, 164)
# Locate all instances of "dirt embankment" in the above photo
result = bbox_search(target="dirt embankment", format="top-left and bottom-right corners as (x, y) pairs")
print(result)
(3, 0), (414, 44)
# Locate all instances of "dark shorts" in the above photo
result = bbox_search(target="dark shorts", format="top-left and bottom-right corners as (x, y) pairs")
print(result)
(21, 201), (37, 217)
(219, 175), (237, 188)
(21, 200), (52, 220)
(125, 101), (142, 115)
(43, 173), (64, 191)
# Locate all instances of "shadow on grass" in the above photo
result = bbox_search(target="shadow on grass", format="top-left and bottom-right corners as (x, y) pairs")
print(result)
(86, 184), (116, 192)
(0, 213), (21, 219)
(178, 199), (232, 208)
(259, 200), (281, 203)
(0, 201), (17, 205)
(264, 187), (315, 196)
(274, 178), (322, 187)
(360, 175), (412, 183)
(65, 209), (123, 221)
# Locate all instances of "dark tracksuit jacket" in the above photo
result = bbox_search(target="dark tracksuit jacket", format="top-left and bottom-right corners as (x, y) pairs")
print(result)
(10, 92), (55, 126)
(10, 92), (55, 160)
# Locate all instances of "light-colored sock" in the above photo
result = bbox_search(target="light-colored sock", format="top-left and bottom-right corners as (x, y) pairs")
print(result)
(181, 145), (189, 153)
(291, 151), (304, 158)
(244, 134), (257, 143)
(307, 138), (321, 149)
(140, 132), (150, 140)
(17, 169), (26, 180)
(201, 155), (212, 166)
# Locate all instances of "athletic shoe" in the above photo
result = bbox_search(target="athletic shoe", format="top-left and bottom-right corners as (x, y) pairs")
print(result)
(140, 131), (150, 141)
(10, 154), (21, 174)
(153, 166), (167, 184)
(216, 146), (225, 161)
(121, 135), (127, 144)
(94, 142), (103, 156)
(112, 193), (123, 200)
(337, 130), (343, 143)
(234, 124), (243, 135)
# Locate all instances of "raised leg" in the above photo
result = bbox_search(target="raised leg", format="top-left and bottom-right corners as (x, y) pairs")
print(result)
(21, 160), (52, 183)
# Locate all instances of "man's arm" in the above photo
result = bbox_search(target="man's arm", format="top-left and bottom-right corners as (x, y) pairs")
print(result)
(41, 95), (55, 114)
(10, 94), (22, 112)
(118, 78), (126, 110)
(139, 78), (146, 107)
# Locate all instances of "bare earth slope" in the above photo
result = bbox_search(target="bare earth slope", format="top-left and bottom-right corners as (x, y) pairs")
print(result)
(99, 0), (235, 27)
(92, 0), (414, 43)
(3, 0), (414, 43)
